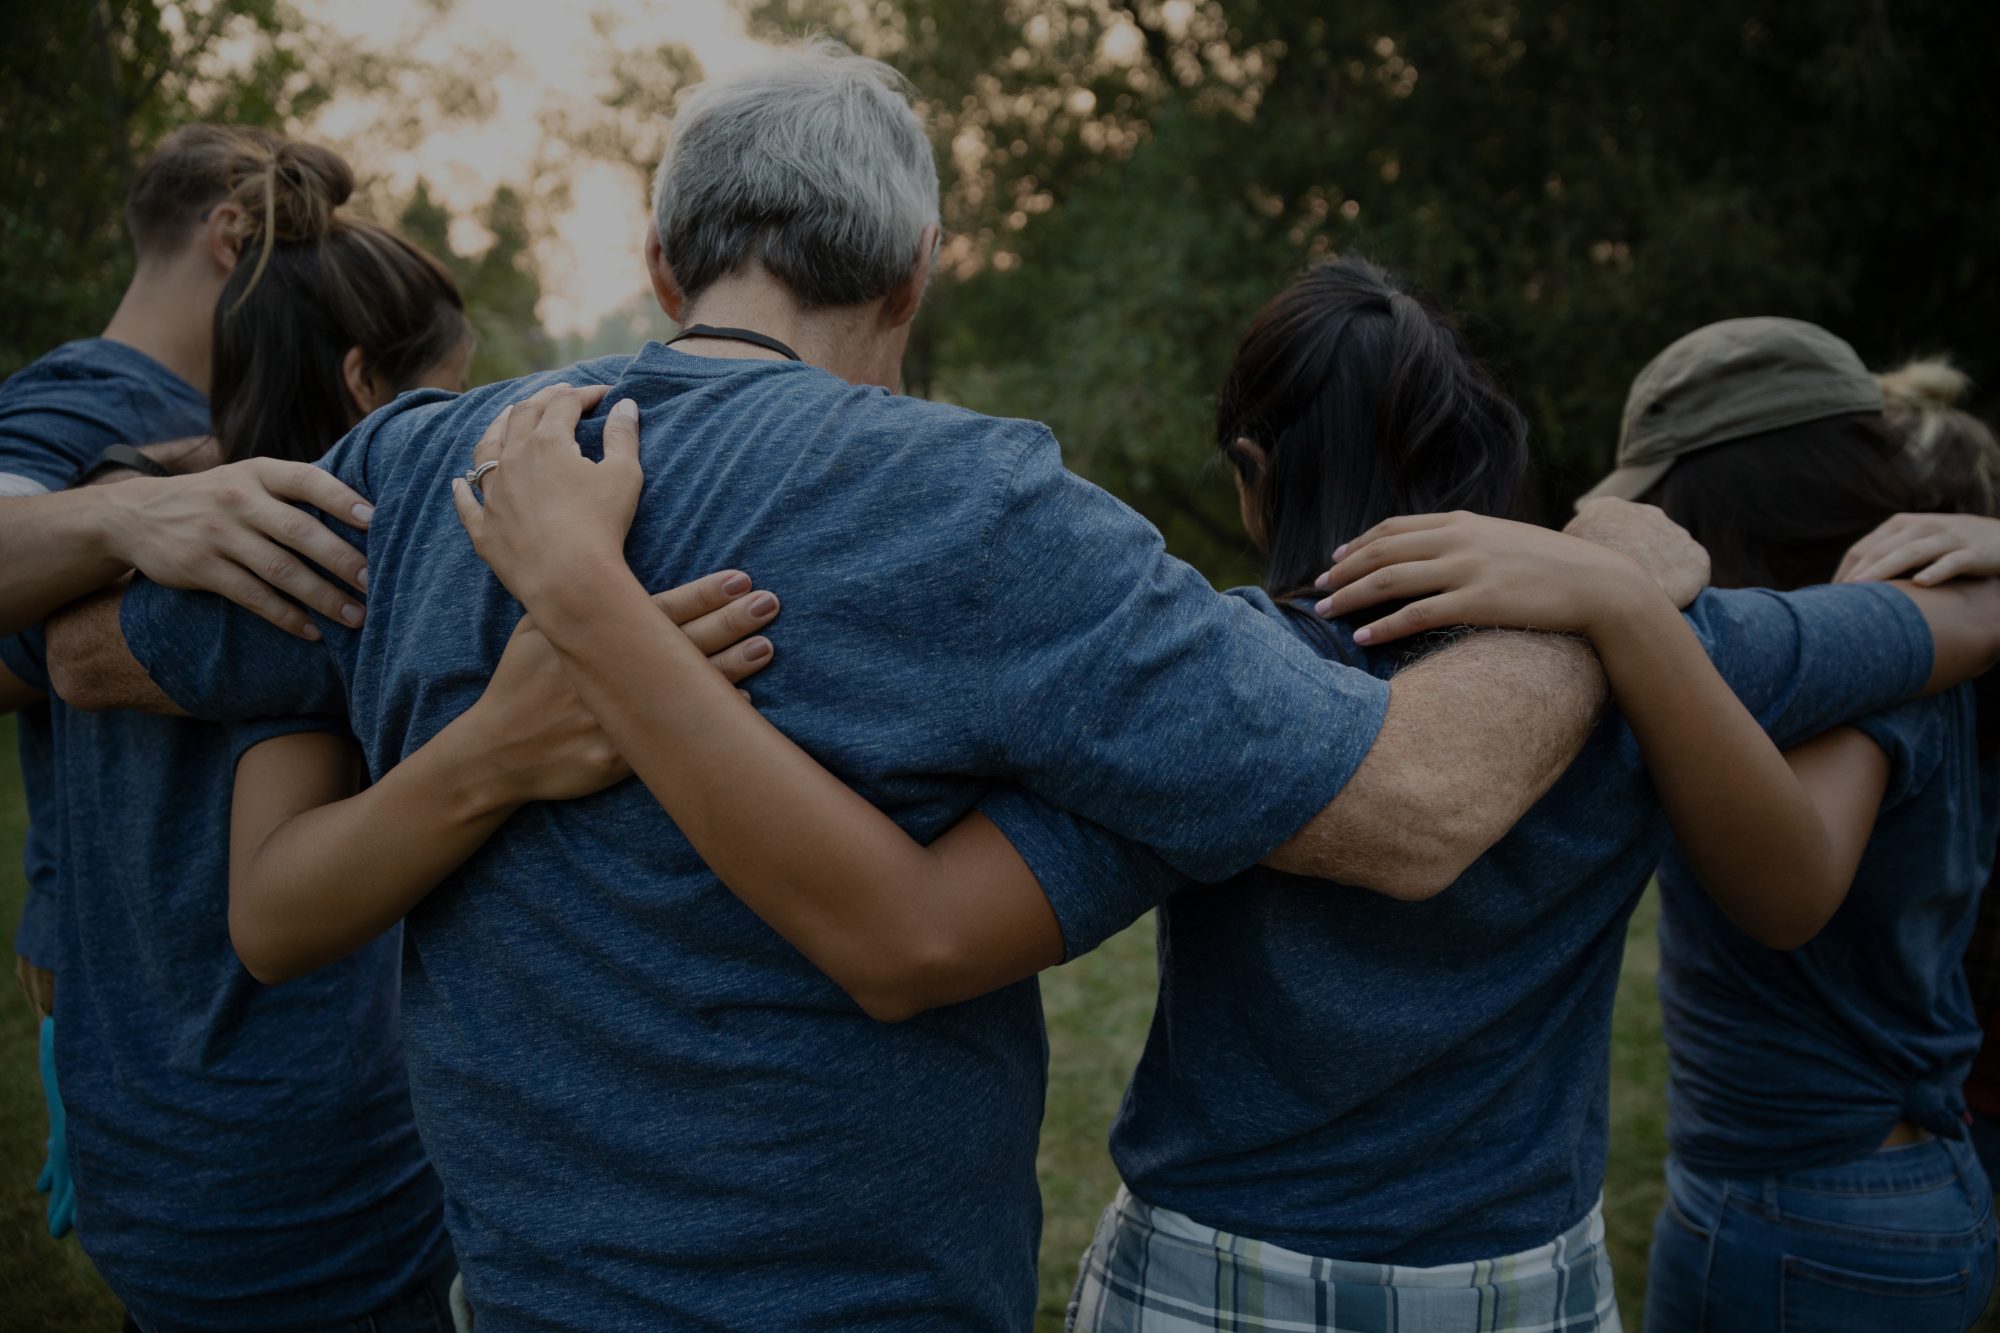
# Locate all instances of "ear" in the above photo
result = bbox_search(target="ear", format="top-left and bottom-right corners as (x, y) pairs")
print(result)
(341, 346), (387, 414)
(880, 222), (940, 330)
(645, 225), (686, 322)
(202, 201), (248, 274)
(1231, 436), (1269, 480)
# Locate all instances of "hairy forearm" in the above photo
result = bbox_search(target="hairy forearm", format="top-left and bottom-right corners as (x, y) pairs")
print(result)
(530, 568), (1046, 1021)
(44, 582), (182, 715)
(1596, 592), (1845, 947)
(1266, 631), (1607, 896)
(0, 492), (127, 635)
(230, 730), (517, 983)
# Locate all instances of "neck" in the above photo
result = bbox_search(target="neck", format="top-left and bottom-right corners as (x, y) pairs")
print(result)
(677, 269), (904, 391)
(102, 260), (217, 395)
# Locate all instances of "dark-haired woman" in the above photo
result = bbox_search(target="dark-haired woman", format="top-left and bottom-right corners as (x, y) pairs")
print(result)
(0, 140), (482, 1330)
(416, 257), (2000, 1331)
(1629, 338), (2000, 1333)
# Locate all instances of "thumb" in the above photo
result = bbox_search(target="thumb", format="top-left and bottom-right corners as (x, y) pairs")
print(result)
(604, 398), (640, 469)
(451, 478), (484, 545)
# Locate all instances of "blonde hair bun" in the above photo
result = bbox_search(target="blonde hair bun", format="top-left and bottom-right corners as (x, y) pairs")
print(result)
(1878, 357), (1969, 413)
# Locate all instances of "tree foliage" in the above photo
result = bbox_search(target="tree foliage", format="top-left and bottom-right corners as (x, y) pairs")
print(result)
(749, 0), (2000, 582)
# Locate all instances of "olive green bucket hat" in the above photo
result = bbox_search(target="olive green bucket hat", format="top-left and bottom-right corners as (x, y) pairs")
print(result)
(1577, 317), (1885, 506)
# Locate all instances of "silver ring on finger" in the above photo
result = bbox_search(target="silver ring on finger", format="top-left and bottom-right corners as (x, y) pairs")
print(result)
(464, 459), (501, 493)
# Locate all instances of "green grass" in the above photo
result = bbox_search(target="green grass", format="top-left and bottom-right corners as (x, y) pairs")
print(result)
(0, 716), (1968, 1331)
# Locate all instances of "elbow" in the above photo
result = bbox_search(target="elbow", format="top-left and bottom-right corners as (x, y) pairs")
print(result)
(228, 911), (304, 986)
(1360, 812), (1490, 902)
(842, 930), (970, 1025)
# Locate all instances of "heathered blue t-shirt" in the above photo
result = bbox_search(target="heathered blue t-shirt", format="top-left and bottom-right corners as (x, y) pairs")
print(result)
(0, 338), (209, 969)
(0, 637), (450, 1328)
(115, 344), (1393, 1332)
(1659, 686), (2000, 1176)
(992, 582), (1936, 1265)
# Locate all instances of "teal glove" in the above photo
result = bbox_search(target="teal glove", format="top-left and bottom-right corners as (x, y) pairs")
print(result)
(34, 1016), (73, 1238)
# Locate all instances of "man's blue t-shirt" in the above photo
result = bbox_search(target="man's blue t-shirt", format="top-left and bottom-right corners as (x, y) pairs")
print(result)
(0, 338), (209, 969)
(115, 345), (1393, 1332)
(991, 582), (1934, 1265)
(1658, 686), (2000, 1175)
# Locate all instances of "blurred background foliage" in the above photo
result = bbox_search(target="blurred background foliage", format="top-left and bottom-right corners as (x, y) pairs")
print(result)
(4, 0), (1997, 584)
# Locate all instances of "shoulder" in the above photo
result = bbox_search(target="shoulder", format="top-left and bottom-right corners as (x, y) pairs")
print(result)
(323, 357), (639, 490)
(1223, 586), (1384, 673)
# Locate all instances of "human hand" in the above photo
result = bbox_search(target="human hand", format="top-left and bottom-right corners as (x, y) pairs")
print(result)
(459, 569), (780, 806)
(1313, 511), (1658, 645)
(451, 383), (640, 615)
(104, 457), (375, 640)
(35, 1017), (73, 1238)
(1565, 498), (1709, 609)
(15, 954), (52, 1020)
(1837, 513), (2000, 586)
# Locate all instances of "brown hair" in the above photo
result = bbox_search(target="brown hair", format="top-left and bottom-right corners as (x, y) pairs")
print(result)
(1878, 358), (2000, 517)
(210, 148), (469, 465)
(124, 125), (348, 263)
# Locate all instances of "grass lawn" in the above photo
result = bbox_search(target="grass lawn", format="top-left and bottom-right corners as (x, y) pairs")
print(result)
(0, 708), (1983, 1330)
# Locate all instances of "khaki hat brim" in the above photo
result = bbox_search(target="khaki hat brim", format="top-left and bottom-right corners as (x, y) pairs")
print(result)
(1575, 456), (1677, 510)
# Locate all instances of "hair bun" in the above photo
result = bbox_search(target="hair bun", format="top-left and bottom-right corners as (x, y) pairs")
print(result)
(230, 140), (354, 246)
(1878, 357), (1969, 414)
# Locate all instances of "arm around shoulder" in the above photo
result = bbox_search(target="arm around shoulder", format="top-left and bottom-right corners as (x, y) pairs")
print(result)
(44, 581), (184, 716)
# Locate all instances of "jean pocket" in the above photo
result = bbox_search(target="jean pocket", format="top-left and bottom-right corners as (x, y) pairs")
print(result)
(1781, 1254), (1968, 1333)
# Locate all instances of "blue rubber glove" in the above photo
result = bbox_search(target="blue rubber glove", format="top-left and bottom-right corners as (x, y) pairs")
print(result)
(34, 1016), (74, 1238)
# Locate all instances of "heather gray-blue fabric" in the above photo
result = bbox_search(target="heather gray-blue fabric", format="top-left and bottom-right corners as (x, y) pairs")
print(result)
(1658, 686), (2000, 1175)
(0, 338), (208, 970)
(117, 344), (1392, 1332)
(991, 582), (1935, 1267)
(0, 635), (451, 1330)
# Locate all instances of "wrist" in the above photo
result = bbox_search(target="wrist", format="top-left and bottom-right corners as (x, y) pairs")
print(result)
(1585, 555), (1675, 642)
(428, 708), (534, 820)
(516, 553), (651, 640)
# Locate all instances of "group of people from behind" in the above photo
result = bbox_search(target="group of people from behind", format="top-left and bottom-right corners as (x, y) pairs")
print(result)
(3, 36), (1999, 1333)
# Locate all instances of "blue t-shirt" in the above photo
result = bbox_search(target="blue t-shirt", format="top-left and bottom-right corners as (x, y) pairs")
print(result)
(0, 338), (209, 969)
(993, 582), (1935, 1265)
(116, 345), (1393, 1332)
(1658, 687), (2000, 1175)
(4, 628), (449, 1327)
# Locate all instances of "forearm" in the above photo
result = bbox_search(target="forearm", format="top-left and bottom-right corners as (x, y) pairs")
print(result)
(1897, 577), (2000, 694)
(0, 492), (128, 635)
(1595, 594), (1843, 947)
(230, 728), (518, 983)
(530, 569), (998, 1020)
(1267, 631), (1607, 895)
(44, 582), (183, 715)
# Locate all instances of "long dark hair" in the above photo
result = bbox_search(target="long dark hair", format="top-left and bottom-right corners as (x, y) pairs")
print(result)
(209, 142), (470, 464)
(1216, 257), (1528, 599)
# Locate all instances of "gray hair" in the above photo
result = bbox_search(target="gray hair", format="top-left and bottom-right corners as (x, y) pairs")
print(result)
(652, 38), (940, 310)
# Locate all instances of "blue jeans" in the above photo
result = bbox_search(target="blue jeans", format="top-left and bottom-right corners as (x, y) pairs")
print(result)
(1645, 1137), (1997, 1332)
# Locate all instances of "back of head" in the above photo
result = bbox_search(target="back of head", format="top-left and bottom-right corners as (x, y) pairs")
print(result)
(1216, 256), (1528, 597)
(652, 37), (939, 310)
(1879, 357), (2000, 517)
(211, 146), (468, 465)
(125, 124), (339, 267)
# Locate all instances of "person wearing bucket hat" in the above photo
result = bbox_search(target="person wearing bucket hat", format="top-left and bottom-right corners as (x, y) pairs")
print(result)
(1614, 324), (2000, 1332)
(1579, 316), (1886, 506)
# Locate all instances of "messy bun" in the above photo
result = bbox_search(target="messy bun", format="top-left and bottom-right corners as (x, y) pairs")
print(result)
(1878, 357), (2000, 516)
(224, 140), (356, 309)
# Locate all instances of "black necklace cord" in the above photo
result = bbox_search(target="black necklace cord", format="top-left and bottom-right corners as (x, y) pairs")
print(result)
(664, 324), (803, 362)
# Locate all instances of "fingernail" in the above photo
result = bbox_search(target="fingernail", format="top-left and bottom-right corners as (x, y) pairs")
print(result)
(1314, 571), (1330, 589)
(301, 623), (322, 641)
(612, 398), (638, 420)
(341, 603), (364, 626)
(1352, 626), (1373, 644)
(744, 638), (773, 662)
(355, 564), (368, 591)
(748, 593), (778, 618)
(721, 572), (752, 596)
(1332, 543), (1349, 560)
(1314, 597), (1334, 616)
(351, 502), (375, 525)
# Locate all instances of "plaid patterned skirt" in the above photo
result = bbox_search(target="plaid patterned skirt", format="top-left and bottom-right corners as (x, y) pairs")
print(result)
(1068, 1188), (1622, 1333)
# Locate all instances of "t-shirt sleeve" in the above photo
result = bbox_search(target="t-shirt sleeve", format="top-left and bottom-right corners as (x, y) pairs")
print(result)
(120, 579), (347, 721)
(226, 716), (351, 767)
(0, 407), (91, 494)
(1688, 583), (1934, 749)
(1849, 691), (1962, 811)
(970, 432), (1391, 883)
(978, 788), (1184, 960)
